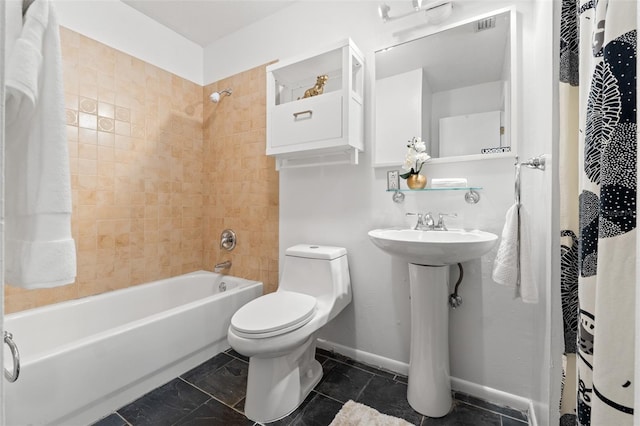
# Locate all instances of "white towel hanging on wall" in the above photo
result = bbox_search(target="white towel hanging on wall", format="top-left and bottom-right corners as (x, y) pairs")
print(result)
(5, 0), (77, 288)
(492, 203), (519, 288)
(492, 155), (544, 303)
(517, 205), (537, 303)
(491, 203), (537, 303)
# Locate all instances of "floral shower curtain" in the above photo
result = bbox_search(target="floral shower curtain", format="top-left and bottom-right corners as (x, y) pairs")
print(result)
(559, 0), (580, 423)
(559, 0), (637, 425)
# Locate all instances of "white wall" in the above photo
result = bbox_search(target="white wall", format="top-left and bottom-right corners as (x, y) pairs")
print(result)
(521, 1), (562, 424)
(53, 0), (203, 85)
(203, 0), (556, 419)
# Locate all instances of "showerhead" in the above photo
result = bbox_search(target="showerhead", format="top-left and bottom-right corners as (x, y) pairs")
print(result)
(209, 88), (233, 103)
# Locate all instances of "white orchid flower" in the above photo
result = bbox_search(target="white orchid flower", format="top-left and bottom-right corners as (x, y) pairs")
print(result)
(414, 140), (426, 153)
(415, 152), (431, 163)
(401, 137), (431, 178)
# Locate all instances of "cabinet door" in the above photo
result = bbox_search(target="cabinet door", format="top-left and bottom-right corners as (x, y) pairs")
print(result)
(269, 91), (343, 152)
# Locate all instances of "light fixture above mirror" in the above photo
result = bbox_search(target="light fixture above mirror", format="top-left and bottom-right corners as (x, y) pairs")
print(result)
(377, 0), (453, 24)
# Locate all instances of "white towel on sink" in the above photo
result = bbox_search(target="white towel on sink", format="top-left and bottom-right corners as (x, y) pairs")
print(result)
(5, 0), (77, 289)
(492, 204), (537, 303)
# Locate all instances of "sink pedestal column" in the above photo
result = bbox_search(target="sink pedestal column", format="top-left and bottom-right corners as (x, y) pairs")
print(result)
(407, 263), (452, 417)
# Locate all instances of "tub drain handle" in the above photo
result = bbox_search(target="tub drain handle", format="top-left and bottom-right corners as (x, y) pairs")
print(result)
(4, 331), (20, 383)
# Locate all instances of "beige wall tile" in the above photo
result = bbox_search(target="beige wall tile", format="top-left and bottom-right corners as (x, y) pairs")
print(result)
(5, 29), (278, 314)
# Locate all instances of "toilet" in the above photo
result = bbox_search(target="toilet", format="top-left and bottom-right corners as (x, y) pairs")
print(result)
(227, 244), (352, 423)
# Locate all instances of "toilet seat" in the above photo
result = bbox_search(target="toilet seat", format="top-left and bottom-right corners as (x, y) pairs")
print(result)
(231, 291), (317, 338)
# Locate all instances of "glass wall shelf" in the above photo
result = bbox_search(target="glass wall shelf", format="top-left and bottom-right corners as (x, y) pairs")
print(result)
(386, 186), (483, 192)
(387, 187), (483, 204)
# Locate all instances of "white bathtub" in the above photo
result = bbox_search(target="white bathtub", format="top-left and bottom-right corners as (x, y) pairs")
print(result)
(3, 270), (262, 426)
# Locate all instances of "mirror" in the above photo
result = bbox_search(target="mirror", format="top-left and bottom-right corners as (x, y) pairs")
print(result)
(373, 8), (516, 166)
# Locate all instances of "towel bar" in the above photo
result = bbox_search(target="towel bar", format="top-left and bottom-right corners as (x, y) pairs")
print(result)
(513, 155), (546, 290)
(4, 331), (20, 383)
(515, 155), (546, 206)
(520, 156), (546, 170)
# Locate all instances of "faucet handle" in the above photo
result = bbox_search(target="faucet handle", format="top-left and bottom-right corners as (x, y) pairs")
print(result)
(406, 212), (424, 230)
(436, 213), (457, 231)
(220, 229), (237, 251)
(438, 212), (457, 219)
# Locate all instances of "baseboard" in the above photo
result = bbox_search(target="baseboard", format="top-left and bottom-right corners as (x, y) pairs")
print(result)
(450, 377), (531, 412)
(317, 339), (410, 376)
(317, 338), (535, 424)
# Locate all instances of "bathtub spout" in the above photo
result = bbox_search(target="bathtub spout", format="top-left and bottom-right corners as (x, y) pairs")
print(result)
(214, 260), (232, 273)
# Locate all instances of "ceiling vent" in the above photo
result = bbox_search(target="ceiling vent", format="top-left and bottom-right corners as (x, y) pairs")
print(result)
(475, 16), (496, 32)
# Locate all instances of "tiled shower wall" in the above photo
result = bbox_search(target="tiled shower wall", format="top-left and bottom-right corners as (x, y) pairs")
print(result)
(5, 28), (278, 313)
(203, 68), (279, 294)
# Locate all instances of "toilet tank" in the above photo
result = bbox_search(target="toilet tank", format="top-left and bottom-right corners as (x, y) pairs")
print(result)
(278, 245), (351, 306)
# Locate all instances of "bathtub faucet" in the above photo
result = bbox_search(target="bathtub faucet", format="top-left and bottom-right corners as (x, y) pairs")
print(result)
(214, 260), (232, 273)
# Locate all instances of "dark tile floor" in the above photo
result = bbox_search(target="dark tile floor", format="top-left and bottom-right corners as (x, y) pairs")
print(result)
(93, 348), (529, 426)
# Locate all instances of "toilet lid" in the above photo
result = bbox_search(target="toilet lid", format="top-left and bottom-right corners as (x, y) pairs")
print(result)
(231, 291), (317, 338)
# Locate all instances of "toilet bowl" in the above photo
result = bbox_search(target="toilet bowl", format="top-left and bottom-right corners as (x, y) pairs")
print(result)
(227, 244), (351, 423)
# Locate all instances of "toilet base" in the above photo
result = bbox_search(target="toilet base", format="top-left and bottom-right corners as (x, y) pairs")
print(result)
(244, 334), (322, 423)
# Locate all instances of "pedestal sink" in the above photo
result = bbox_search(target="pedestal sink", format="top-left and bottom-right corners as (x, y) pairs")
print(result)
(368, 228), (498, 417)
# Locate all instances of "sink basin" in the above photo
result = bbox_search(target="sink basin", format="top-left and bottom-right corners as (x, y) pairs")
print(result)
(368, 228), (498, 265)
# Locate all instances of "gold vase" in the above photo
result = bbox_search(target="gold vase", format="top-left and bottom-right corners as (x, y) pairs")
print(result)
(406, 173), (427, 189)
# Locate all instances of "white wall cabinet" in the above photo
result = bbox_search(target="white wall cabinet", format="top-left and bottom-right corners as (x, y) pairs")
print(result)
(266, 39), (364, 169)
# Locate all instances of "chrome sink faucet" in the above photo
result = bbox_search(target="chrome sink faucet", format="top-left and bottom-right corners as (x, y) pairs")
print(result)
(406, 212), (434, 230)
(407, 212), (457, 231)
